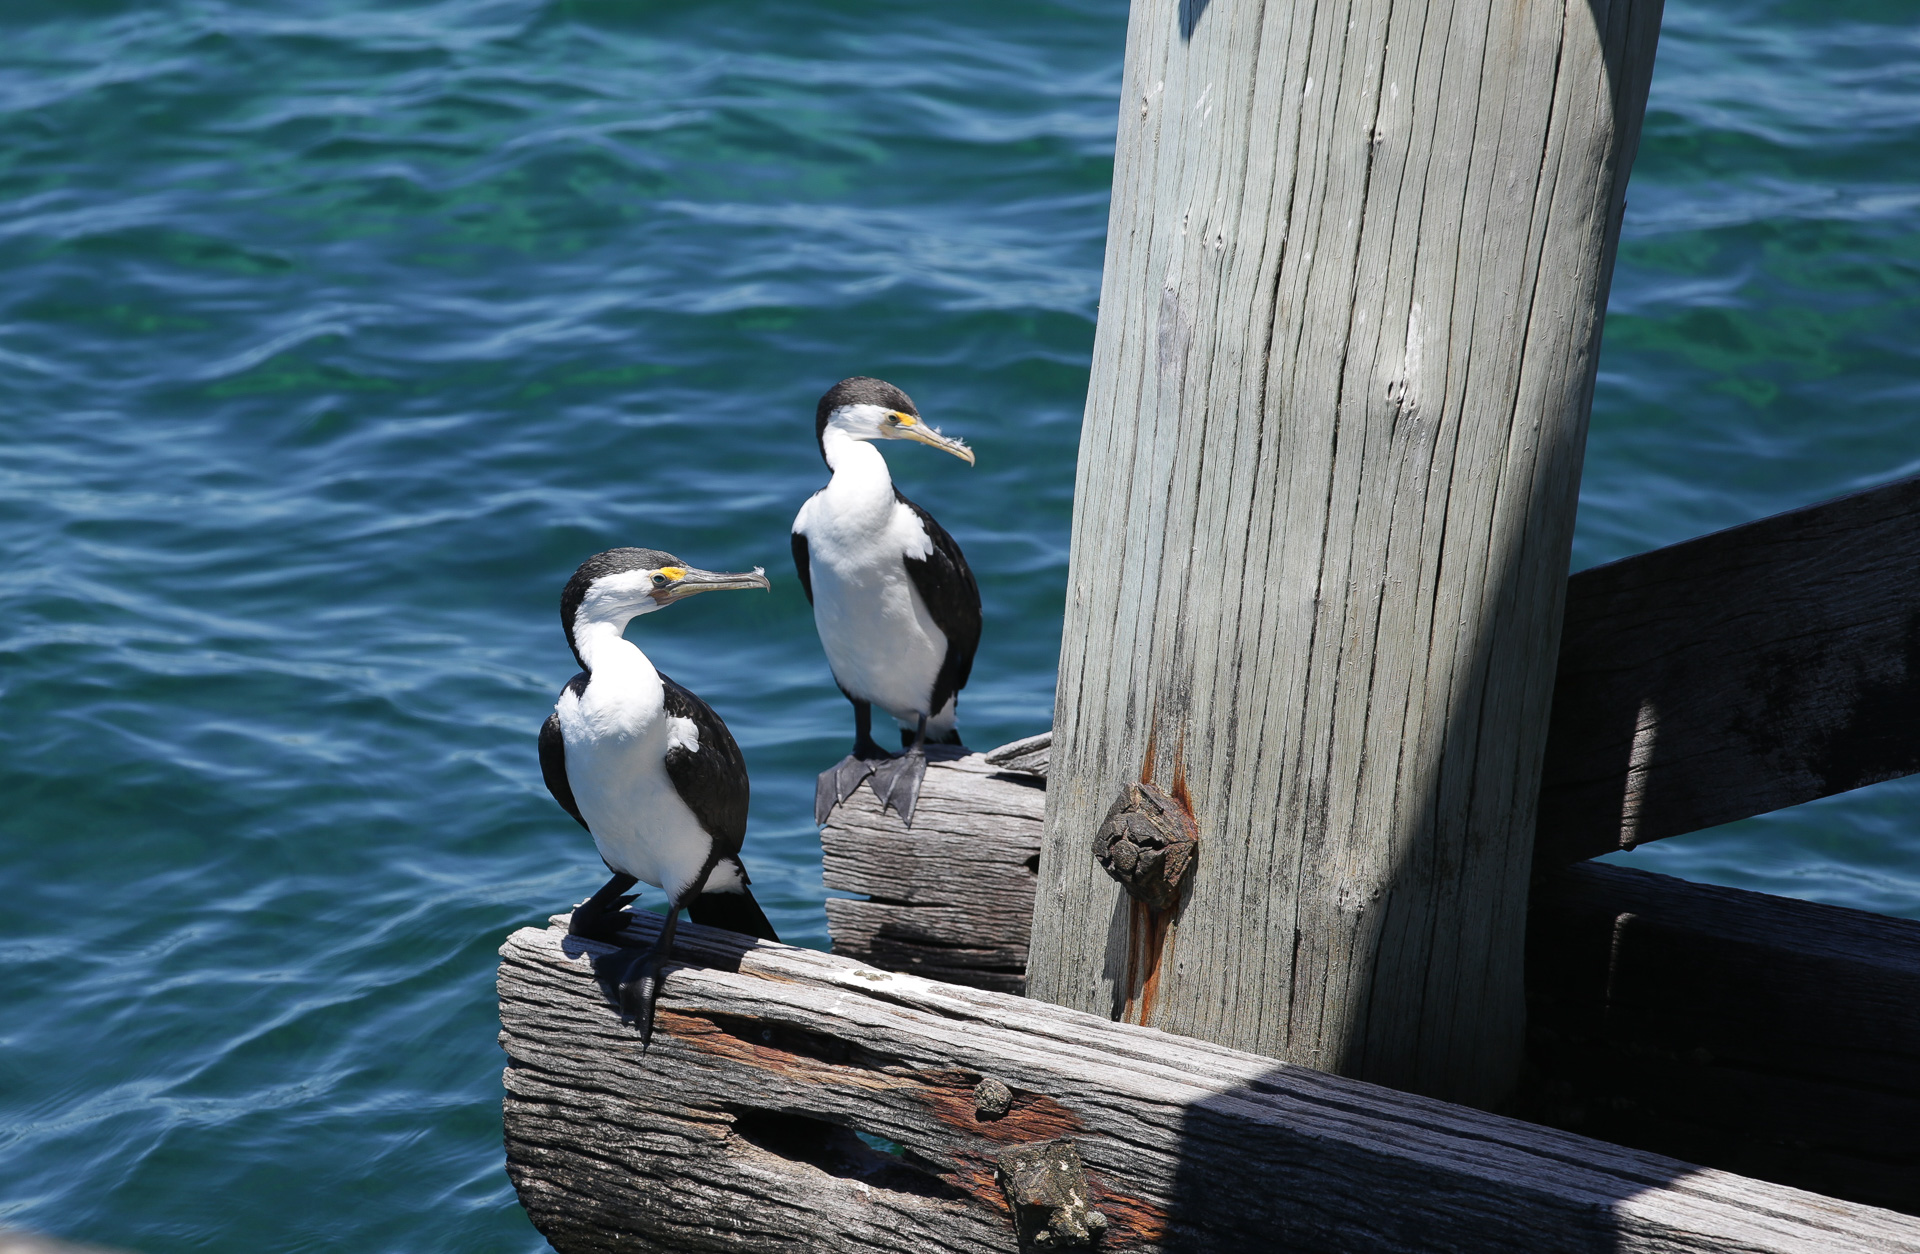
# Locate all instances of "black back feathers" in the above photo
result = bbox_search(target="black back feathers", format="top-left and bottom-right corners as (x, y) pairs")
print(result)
(894, 489), (980, 722)
(790, 532), (812, 605)
(815, 377), (919, 463)
(659, 672), (752, 856)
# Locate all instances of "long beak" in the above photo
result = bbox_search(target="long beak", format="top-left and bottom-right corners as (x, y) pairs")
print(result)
(656, 566), (771, 604)
(889, 413), (976, 465)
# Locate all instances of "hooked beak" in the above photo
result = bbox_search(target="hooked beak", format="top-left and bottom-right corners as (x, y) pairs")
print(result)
(651, 565), (772, 605)
(886, 411), (976, 465)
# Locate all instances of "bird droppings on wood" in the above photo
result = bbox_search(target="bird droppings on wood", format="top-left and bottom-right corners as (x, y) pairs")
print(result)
(974, 1077), (1014, 1120)
(997, 1140), (1109, 1250)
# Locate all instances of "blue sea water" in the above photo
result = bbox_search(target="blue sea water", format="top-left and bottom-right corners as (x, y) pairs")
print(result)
(0, 0), (1914, 1249)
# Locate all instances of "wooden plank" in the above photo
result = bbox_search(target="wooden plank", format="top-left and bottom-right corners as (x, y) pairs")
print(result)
(982, 734), (1051, 779)
(1028, 0), (1663, 1109)
(500, 914), (1920, 1253)
(1526, 861), (1920, 1214)
(1537, 474), (1920, 865)
(820, 748), (1044, 993)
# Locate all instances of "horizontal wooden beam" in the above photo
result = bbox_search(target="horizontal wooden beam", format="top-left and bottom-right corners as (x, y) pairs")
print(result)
(500, 914), (1920, 1253)
(1526, 861), (1920, 1215)
(1536, 474), (1920, 864)
(822, 750), (1044, 993)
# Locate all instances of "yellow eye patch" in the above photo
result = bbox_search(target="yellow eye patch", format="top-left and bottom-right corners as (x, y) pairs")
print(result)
(659, 567), (685, 580)
(892, 412), (918, 426)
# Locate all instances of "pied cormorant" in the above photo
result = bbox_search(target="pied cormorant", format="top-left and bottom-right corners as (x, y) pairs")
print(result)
(791, 377), (980, 827)
(539, 547), (778, 1045)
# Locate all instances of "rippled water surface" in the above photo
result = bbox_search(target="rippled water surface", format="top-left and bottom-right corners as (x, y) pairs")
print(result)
(1, 0), (1915, 1249)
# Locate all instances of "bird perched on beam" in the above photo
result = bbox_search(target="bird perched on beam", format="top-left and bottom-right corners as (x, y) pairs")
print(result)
(539, 547), (778, 1045)
(792, 377), (980, 827)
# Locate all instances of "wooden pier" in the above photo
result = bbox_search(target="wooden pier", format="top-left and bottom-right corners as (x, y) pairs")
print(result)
(499, 0), (1920, 1243)
(499, 475), (1920, 1251)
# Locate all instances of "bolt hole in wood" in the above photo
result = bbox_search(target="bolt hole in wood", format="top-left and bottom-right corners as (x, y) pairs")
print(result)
(724, 1108), (967, 1202)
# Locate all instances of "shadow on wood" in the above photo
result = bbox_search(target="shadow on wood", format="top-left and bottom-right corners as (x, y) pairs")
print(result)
(499, 912), (1920, 1253)
(1526, 862), (1920, 1214)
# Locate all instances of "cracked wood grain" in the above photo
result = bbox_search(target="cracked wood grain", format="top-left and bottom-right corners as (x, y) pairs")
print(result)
(499, 914), (1920, 1253)
(819, 764), (1920, 1214)
(821, 747), (1046, 993)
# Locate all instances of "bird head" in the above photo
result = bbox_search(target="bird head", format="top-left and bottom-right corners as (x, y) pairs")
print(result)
(814, 376), (974, 466)
(561, 547), (770, 665)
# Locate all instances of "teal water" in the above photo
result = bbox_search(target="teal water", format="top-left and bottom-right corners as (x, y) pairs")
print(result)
(0, 1), (1913, 1250)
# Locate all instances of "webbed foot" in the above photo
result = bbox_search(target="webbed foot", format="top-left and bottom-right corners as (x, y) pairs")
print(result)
(869, 747), (927, 827)
(568, 894), (637, 941)
(600, 943), (667, 1049)
(620, 956), (665, 1048)
(815, 754), (879, 825)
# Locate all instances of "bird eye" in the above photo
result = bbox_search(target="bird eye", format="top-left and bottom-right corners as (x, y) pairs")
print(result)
(652, 574), (667, 587)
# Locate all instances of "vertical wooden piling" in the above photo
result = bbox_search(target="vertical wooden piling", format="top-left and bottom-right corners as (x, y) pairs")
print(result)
(1026, 0), (1662, 1109)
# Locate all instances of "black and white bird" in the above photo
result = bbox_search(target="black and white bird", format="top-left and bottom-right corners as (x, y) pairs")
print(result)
(539, 547), (778, 1045)
(792, 377), (980, 827)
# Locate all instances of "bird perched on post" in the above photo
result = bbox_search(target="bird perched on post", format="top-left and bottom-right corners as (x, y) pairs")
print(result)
(792, 377), (980, 827)
(539, 547), (778, 1046)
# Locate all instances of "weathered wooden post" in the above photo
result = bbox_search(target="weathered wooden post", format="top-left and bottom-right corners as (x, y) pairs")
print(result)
(1027, 0), (1662, 1109)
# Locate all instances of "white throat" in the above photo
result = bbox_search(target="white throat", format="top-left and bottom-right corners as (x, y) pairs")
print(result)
(820, 427), (896, 519)
(573, 616), (652, 676)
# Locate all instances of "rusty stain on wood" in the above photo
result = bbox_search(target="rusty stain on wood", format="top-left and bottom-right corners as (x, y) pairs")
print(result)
(922, 1073), (1085, 1145)
(1110, 738), (1195, 1027)
(1122, 902), (1175, 1026)
(1080, 1172), (1170, 1247)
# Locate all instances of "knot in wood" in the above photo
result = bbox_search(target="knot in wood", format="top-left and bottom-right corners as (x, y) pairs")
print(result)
(1092, 781), (1197, 912)
(996, 1139), (1107, 1249)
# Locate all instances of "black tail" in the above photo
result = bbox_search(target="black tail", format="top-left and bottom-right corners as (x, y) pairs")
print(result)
(687, 887), (779, 943)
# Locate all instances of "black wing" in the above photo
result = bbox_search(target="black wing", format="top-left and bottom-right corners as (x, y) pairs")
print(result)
(659, 672), (751, 858)
(895, 488), (981, 717)
(539, 673), (592, 831)
(791, 530), (813, 605)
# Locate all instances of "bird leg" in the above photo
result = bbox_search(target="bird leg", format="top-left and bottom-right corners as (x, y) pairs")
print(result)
(568, 871), (639, 941)
(814, 699), (891, 824)
(869, 713), (931, 828)
(606, 901), (685, 1050)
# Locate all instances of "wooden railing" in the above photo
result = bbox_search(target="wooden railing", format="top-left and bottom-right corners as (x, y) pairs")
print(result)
(1538, 473), (1920, 864)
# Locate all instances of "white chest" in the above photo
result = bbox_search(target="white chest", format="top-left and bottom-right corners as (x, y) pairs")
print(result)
(554, 648), (715, 898)
(794, 461), (948, 722)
